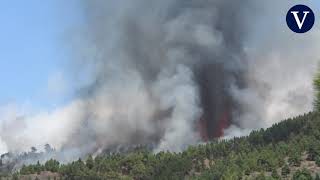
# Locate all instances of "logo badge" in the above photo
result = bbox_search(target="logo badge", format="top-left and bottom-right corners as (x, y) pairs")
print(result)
(286, 4), (315, 33)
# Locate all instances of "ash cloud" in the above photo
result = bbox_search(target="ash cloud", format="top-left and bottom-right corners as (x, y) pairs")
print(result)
(0, 0), (320, 164)
(71, 0), (252, 152)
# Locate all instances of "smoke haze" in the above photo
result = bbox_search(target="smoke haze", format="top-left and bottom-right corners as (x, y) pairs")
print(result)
(0, 0), (319, 161)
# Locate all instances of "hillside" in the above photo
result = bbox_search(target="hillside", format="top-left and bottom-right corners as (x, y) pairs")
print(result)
(2, 111), (320, 179)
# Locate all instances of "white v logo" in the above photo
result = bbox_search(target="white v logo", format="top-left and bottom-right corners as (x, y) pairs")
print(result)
(290, 11), (310, 29)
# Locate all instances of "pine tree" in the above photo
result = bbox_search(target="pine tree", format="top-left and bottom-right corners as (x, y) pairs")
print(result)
(12, 173), (19, 180)
(316, 156), (320, 167)
(271, 169), (280, 179)
(314, 67), (320, 111)
(86, 155), (94, 170)
(45, 159), (60, 172)
(293, 169), (312, 180)
(281, 165), (290, 177)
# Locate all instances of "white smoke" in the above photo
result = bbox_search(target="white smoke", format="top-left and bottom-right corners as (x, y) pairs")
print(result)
(224, 0), (320, 136)
(153, 65), (201, 152)
(0, 100), (85, 154)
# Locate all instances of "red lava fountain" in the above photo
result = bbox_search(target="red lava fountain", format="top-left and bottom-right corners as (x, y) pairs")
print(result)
(214, 109), (230, 137)
(198, 108), (231, 141)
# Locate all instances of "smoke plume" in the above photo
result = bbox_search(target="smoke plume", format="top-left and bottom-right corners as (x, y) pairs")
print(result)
(0, 0), (320, 161)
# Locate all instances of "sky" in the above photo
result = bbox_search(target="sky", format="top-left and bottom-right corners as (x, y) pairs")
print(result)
(0, 0), (81, 110)
(0, 0), (319, 111)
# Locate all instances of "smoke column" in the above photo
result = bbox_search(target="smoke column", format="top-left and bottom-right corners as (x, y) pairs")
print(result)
(0, 0), (320, 160)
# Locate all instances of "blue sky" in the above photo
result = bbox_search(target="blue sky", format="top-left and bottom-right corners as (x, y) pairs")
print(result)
(0, 1), (319, 110)
(0, 0), (81, 109)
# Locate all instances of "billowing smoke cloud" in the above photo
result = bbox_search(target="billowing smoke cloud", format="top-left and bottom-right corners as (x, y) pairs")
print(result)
(0, 0), (319, 161)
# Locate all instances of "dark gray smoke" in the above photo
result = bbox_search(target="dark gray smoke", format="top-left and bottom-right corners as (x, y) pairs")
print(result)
(0, 0), (319, 160)
(68, 0), (254, 152)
